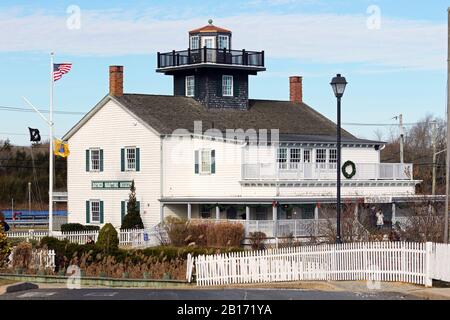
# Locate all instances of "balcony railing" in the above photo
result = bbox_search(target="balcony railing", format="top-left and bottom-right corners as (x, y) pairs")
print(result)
(157, 48), (265, 69)
(242, 162), (413, 181)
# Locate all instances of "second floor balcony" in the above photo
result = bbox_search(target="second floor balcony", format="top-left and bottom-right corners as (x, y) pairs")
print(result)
(242, 162), (414, 181)
(156, 48), (265, 71)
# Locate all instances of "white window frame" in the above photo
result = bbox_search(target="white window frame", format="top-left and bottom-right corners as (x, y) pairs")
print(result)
(90, 148), (100, 172)
(328, 149), (337, 169)
(90, 200), (101, 224)
(185, 75), (195, 97)
(125, 147), (137, 172)
(200, 149), (212, 174)
(316, 148), (327, 169)
(222, 75), (233, 97)
(289, 148), (301, 169)
(190, 35), (200, 50)
(218, 35), (229, 49)
(277, 148), (288, 169)
(303, 149), (311, 163)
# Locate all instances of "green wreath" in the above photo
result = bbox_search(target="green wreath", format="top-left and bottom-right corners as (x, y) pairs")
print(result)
(342, 160), (356, 179)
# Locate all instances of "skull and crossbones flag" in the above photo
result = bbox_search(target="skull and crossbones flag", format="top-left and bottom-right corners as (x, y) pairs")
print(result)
(28, 127), (41, 142)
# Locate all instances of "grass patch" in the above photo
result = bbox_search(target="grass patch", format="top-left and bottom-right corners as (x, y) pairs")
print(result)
(0, 278), (16, 286)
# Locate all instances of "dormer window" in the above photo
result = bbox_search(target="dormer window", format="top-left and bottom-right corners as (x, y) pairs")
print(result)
(190, 35), (200, 50)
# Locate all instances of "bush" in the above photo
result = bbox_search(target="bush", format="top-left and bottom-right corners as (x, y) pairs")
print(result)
(61, 223), (100, 232)
(121, 180), (144, 229)
(12, 241), (32, 269)
(164, 217), (245, 248)
(248, 232), (266, 250)
(97, 223), (119, 253)
(0, 230), (11, 267)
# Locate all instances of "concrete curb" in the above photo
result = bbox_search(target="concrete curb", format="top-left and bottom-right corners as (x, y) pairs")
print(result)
(4, 282), (39, 294)
(0, 274), (191, 289)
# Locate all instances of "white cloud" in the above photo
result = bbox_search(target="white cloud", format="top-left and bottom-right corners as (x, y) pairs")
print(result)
(0, 8), (445, 70)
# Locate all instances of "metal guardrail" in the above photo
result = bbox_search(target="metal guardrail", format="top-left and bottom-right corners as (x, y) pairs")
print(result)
(157, 47), (264, 69)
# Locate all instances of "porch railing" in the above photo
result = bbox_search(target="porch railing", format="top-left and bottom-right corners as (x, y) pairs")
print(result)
(157, 48), (265, 69)
(242, 162), (413, 181)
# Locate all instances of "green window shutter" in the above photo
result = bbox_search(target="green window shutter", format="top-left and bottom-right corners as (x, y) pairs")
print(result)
(136, 201), (141, 213)
(121, 201), (125, 221)
(100, 201), (104, 224)
(100, 149), (104, 172)
(86, 201), (90, 223)
(211, 149), (216, 174)
(86, 150), (90, 172)
(194, 150), (199, 174)
(216, 75), (222, 97)
(136, 148), (140, 172)
(233, 76), (238, 97)
(121, 148), (125, 172)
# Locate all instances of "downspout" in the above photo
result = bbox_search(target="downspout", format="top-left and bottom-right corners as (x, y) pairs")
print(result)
(160, 135), (164, 223)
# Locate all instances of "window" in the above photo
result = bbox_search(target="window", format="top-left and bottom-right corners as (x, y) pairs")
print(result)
(222, 75), (233, 96)
(256, 207), (267, 220)
(329, 149), (337, 169)
(125, 147), (136, 171)
(90, 149), (100, 171)
(289, 148), (301, 169)
(277, 148), (288, 169)
(90, 200), (100, 223)
(316, 149), (326, 169)
(201, 149), (211, 174)
(190, 35), (199, 50)
(218, 35), (229, 49)
(200, 205), (211, 219)
(186, 76), (195, 97)
(303, 149), (311, 163)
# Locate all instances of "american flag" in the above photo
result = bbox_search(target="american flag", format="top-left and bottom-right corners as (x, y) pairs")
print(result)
(53, 63), (72, 81)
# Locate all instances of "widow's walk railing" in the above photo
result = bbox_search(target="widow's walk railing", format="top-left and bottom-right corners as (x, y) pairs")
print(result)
(157, 47), (265, 69)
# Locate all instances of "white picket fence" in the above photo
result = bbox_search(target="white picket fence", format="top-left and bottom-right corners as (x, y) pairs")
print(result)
(430, 242), (450, 282)
(8, 249), (56, 271)
(193, 242), (438, 287)
(6, 227), (168, 248)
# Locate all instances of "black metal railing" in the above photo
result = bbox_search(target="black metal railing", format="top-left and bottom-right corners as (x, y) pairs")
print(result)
(157, 47), (265, 68)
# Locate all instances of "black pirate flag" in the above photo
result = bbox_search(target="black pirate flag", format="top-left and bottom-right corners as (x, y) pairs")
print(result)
(28, 127), (41, 142)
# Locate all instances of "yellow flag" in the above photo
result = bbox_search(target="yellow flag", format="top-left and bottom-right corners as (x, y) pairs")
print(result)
(54, 139), (70, 157)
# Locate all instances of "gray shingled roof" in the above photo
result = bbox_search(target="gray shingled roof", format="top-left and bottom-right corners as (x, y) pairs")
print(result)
(115, 94), (380, 144)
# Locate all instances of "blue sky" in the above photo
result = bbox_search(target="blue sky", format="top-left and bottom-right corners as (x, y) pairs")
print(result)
(0, 0), (448, 145)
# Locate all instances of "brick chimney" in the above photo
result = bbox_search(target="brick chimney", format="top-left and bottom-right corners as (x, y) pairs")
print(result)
(109, 66), (123, 96)
(289, 76), (303, 104)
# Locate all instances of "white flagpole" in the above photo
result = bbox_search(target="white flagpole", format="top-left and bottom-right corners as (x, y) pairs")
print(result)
(49, 52), (54, 235)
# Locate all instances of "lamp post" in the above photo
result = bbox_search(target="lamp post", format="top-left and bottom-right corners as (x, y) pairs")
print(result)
(330, 74), (348, 244)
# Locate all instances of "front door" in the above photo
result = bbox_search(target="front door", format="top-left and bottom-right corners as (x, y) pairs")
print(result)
(201, 36), (216, 62)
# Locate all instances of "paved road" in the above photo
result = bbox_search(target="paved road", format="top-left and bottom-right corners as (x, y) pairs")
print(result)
(0, 288), (422, 300)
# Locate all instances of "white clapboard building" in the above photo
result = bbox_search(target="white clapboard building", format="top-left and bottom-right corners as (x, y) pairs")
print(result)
(63, 22), (420, 237)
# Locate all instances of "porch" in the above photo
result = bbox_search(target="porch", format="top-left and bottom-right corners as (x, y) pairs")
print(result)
(242, 162), (413, 181)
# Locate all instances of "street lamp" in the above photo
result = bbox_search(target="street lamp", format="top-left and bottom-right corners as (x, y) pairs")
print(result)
(330, 74), (348, 244)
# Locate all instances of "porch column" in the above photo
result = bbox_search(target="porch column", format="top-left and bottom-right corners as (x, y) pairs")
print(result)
(216, 206), (220, 220)
(354, 203), (359, 221)
(160, 204), (165, 223)
(273, 204), (278, 237)
(187, 203), (192, 220)
(245, 206), (250, 236)
(391, 202), (396, 224)
(314, 204), (319, 238)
